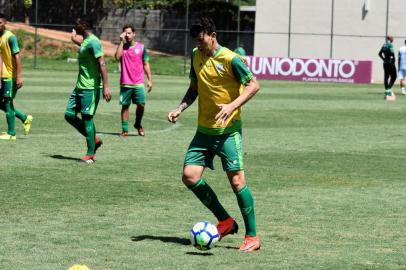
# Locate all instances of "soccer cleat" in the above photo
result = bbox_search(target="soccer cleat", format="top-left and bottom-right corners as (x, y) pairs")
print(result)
(239, 235), (261, 252)
(95, 136), (103, 153)
(0, 133), (16, 140)
(23, 115), (33, 135)
(217, 217), (239, 240)
(134, 124), (145, 136)
(384, 90), (396, 101)
(81, 155), (95, 164)
(120, 131), (129, 137)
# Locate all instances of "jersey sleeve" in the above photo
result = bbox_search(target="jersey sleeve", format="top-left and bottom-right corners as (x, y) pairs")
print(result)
(231, 56), (253, 85)
(189, 49), (197, 81)
(143, 47), (150, 62)
(8, 35), (20, 55)
(388, 44), (394, 54)
(89, 40), (104, 59)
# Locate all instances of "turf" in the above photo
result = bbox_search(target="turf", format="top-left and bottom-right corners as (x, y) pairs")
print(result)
(0, 68), (405, 270)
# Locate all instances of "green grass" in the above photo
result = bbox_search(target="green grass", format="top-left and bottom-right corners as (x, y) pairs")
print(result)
(1, 68), (406, 270)
(22, 55), (188, 76)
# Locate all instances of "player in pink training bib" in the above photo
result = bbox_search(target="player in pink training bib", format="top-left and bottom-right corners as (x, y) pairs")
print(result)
(115, 24), (152, 137)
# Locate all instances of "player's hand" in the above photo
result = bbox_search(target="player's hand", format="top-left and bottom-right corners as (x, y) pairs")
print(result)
(103, 87), (112, 102)
(147, 80), (152, 93)
(215, 103), (235, 126)
(120, 32), (126, 43)
(167, 108), (181, 123)
(71, 29), (77, 38)
(16, 77), (23, 89)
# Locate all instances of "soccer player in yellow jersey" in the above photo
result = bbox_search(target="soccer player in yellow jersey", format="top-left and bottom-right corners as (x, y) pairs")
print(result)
(0, 13), (33, 140)
(168, 17), (260, 252)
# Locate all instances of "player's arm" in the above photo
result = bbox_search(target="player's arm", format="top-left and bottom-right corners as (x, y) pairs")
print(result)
(167, 80), (198, 124)
(71, 29), (82, 46)
(390, 46), (396, 63)
(168, 51), (198, 123)
(398, 52), (401, 68)
(378, 46), (385, 61)
(8, 35), (23, 89)
(115, 32), (126, 60)
(215, 56), (260, 126)
(98, 56), (111, 102)
(143, 48), (152, 92)
(0, 54), (2, 90)
(14, 52), (23, 89)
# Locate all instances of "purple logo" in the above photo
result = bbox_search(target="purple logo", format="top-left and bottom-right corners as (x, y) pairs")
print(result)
(246, 56), (372, 84)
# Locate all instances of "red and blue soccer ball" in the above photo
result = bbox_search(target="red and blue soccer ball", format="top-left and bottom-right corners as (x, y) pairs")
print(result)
(190, 221), (220, 250)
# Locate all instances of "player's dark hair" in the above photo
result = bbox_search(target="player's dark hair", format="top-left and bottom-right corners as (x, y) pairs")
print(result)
(0, 13), (7, 20)
(75, 18), (91, 30)
(122, 24), (135, 33)
(190, 17), (216, 38)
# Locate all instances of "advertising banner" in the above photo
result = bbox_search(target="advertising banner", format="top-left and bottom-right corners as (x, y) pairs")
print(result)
(246, 56), (373, 84)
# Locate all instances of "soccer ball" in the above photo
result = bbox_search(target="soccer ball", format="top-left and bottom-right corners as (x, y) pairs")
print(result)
(190, 221), (220, 251)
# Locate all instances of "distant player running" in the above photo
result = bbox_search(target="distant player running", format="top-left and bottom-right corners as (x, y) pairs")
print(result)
(398, 40), (406, 95)
(0, 13), (33, 140)
(378, 35), (397, 98)
(167, 17), (261, 252)
(115, 25), (152, 137)
(64, 18), (111, 163)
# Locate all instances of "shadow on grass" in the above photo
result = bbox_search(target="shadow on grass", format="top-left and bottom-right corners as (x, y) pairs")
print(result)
(131, 235), (190, 246)
(97, 131), (139, 137)
(185, 251), (214, 256)
(49, 154), (81, 162)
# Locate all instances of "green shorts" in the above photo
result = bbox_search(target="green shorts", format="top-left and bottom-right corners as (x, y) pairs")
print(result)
(65, 88), (101, 116)
(184, 130), (244, 171)
(119, 85), (146, 106)
(1, 79), (18, 99)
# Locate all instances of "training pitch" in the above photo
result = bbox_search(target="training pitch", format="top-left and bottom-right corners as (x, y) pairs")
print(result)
(0, 68), (405, 269)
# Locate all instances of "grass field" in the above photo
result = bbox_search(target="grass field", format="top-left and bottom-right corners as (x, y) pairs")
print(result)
(1, 67), (406, 270)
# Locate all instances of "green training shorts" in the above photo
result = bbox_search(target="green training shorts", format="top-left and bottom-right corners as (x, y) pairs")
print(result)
(119, 85), (146, 106)
(1, 79), (18, 99)
(184, 130), (244, 171)
(65, 88), (101, 116)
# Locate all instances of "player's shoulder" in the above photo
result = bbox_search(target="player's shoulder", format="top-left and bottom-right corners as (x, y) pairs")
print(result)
(217, 47), (239, 62)
(2, 30), (15, 39)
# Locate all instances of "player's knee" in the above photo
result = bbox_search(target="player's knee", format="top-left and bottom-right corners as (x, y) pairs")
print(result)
(182, 174), (197, 186)
(228, 173), (246, 191)
(182, 172), (200, 187)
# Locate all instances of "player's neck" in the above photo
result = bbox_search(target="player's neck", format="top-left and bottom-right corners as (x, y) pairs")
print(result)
(207, 42), (220, 57)
(82, 31), (91, 39)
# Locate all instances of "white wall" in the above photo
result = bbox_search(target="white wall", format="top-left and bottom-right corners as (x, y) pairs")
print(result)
(254, 0), (406, 83)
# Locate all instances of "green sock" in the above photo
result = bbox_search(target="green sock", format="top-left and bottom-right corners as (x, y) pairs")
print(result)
(188, 179), (230, 221)
(4, 99), (16, 136)
(14, 108), (27, 122)
(65, 113), (87, 137)
(122, 121), (129, 132)
(83, 116), (95, 155)
(235, 185), (257, 236)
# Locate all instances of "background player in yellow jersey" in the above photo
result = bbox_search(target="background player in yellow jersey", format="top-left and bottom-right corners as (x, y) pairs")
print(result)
(167, 17), (260, 252)
(0, 13), (33, 140)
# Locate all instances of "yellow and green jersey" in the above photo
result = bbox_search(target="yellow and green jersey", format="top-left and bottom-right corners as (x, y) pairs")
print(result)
(189, 46), (253, 135)
(0, 30), (20, 79)
(76, 34), (104, 90)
